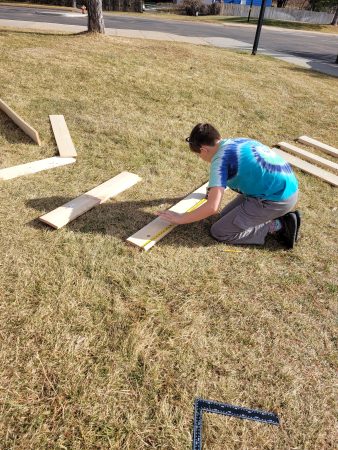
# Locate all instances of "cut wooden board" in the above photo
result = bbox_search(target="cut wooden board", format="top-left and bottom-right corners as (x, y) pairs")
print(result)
(50, 115), (77, 158)
(278, 142), (338, 173)
(127, 182), (209, 251)
(0, 157), (75, 181)
(39, 171), (141, 229)
(297, 136), (338, 158)
(0, 98), (41, 145)
(274, 148), (338, 187)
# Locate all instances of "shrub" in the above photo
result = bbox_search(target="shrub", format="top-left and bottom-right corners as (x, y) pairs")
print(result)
(183, 0), (205, 16)
(182, 0), (222, 16)
(207, 2), (222, 15)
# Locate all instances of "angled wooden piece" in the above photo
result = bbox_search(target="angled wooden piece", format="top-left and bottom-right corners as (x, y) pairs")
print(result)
(49, 115), (77, 158)
(297, 136), (338, 158)
(274, 148), (338, 187)
(0, 157), (75, 181)
(0, 98), (41, 145)
(278, 142), (338, 173)
(39, 171), (141, 229)
(127, 182), (209, 251)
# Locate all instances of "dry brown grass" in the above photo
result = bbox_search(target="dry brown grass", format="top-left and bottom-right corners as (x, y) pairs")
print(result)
(0, 29), (337, 449)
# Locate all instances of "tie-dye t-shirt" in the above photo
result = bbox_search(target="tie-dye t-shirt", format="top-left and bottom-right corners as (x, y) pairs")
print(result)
(209, 138), (298, 201)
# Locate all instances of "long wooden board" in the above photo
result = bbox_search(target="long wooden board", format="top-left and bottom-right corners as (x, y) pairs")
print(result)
(274, 148), (338, 187)
(50, 115), (77, 158)
(127, 182), (209, 251)
(297, 136), (338, 158)
(0, 98), (41, 145)
(278, 142), (338, 173)
(39, 171), (141, 229)
(0, 156), (75, 181)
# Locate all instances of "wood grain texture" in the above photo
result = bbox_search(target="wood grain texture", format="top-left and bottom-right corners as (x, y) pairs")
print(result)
(39, 171), (141, 229)
(0, 157), (75, 180)
(50, 115), (77, 158)
(297, 136), (338, 158)
(274, 148), (338, 187)
(278, 142), (338, 173)
(0, 98), (41, 145)
(127, 182), (209, 251)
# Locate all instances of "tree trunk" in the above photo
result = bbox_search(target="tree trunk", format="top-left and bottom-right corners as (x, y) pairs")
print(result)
(331, 7), (338, 26)
(72, 0), (76, 8)
(87, 0), (105, 33)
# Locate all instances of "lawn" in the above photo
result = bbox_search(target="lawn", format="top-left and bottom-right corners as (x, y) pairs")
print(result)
(193, 15), (338, 34)
(140, 11), (338, 34)
(0, 29), (337, 449)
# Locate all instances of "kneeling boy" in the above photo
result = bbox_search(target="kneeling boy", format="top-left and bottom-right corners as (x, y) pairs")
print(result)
(158, 123), (301, 249)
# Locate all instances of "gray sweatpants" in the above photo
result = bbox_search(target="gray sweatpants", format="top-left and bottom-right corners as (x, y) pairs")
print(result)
(210, 192), (298, 245)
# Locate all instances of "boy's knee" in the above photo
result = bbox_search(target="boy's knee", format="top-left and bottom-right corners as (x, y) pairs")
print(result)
(210, 223), (242, 243)
(210, 223), (229, 242)
(210, 223), (220, 240)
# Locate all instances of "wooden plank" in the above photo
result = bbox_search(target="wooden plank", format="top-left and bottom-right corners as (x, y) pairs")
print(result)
(39, 171), (141, 229)
(0, 156), (75, 181)
(49, 115), (77, 158)
(278, 142), (338, 173)
(127, 182), (209, 251)
(297, 135), (338, 158)
(0, 98), (41, 145)
(274, 148), (338, 187)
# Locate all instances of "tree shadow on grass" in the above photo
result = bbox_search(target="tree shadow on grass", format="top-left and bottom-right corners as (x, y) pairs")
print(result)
(0, 110), (33, 145)
(0, 29), (86, 38)
(26, 195), (284, 251)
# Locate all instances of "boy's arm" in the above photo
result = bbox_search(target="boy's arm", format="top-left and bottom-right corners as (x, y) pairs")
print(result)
(157, 187), (225, 225)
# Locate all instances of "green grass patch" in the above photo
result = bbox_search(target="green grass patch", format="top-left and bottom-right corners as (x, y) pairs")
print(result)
(143, 11), (338, 35)
(0, 29), (337, 449)
(216, 15), (338, 33)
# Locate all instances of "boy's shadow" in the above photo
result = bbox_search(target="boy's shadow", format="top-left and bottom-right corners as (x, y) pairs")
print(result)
(26, 196), (284, 251)
(26, 195), (219, 249)
(0, 110), (34, 145)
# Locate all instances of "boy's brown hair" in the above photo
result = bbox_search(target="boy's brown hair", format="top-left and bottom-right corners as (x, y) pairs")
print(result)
(186, 123), (221, 153)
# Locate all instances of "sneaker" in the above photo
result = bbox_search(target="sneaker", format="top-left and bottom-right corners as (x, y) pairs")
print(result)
(279, 212), (298, 249)
(293, 210), (302, 242)
(282, 210), (302, 242)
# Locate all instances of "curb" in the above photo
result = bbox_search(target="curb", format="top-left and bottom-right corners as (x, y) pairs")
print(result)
(35, 11), (87, 18)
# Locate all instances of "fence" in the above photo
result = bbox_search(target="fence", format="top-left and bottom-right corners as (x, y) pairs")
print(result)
(102, 0), (143, 12)
(219, 4), (335, 24)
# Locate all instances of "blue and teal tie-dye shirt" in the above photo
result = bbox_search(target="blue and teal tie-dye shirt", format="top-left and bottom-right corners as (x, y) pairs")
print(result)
(209, 138), (298, 201)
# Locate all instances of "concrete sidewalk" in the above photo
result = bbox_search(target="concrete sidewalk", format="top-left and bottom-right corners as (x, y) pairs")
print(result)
(1, 18), (337, 77)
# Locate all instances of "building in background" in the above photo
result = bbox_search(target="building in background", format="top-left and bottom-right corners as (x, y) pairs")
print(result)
(222, 0), (272, 5)
(175, 0), (273, 6)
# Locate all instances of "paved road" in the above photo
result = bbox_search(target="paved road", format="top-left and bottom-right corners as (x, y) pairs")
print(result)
(1, 5), (337, 64)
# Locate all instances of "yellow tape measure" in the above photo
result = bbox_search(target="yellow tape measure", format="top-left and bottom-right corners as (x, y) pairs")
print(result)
(141, 197), (207, 248)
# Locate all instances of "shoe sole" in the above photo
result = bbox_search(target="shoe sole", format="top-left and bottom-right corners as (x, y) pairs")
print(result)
(294, 210), (302, 242)
(283, 213), (297, 249)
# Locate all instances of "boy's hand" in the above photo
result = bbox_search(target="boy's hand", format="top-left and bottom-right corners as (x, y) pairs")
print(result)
(156, 187), (224, 225)
(156, 210), (184, 224)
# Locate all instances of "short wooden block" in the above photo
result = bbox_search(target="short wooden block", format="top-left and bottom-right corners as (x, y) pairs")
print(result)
(278, 142), (338, 173)
(50, 115), (77, 158)
(274, 148), (338, 187)
(0, 157), (75, 180)
(297, 136), (338, 158)
(127, 182), (209, 251)
(0, 98), (41, 145)
(39, 171), (141, 229)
